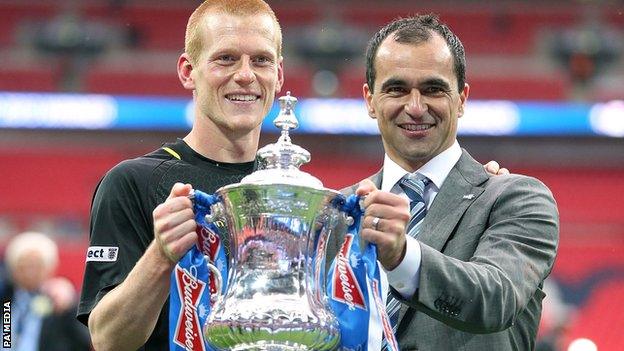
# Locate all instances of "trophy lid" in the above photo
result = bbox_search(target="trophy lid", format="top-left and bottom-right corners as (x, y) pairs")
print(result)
(240, 92), (324, 189)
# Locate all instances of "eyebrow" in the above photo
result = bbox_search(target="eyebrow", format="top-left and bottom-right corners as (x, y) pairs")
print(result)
(211, 46), (277, 59)
(254, 51), (278, 60)
(379, 78), (407, 91)
(425, 78), (452, 90)
(380, 76), (452, 92)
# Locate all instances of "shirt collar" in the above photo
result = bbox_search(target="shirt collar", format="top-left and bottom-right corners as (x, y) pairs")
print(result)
(381, 140), (462, 192)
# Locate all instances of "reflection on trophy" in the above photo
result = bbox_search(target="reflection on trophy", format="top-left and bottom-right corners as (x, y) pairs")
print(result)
(202, 92), (353, 350)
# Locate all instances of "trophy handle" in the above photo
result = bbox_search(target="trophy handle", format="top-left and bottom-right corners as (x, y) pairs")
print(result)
(190, 189), (226, 305)
(205, 258), (223, 304)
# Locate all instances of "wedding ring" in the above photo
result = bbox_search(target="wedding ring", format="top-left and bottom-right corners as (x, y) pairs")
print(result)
(372, 216), (381, 231)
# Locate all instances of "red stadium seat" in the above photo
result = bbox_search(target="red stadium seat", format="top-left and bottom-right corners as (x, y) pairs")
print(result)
(0, 3), (56, 46)
(337, 66), (366, 99)
(84, 67), (187, 96)
(562, 281), (624, 351)
(467, 75), (568, 101)
(281, 64), (315, 98)
(0, 67), (59, 92)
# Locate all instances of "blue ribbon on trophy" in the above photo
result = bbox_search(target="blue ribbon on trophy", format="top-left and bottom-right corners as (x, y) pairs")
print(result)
(168, 191), (225, 351)
(327, 194), (399, 351)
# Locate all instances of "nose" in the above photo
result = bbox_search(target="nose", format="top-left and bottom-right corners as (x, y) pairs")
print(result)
(404, 89), (427, 117)
(234, 57), (256, 85)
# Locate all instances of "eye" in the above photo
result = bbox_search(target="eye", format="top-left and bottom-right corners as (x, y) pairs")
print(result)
(385, 86), (407, 95)
(215, 55), (236, 65)
(423, 86), (447, 96)
(252, 56), (273, 66)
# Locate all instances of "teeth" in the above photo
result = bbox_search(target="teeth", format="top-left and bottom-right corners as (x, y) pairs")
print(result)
(227, 94), (258, 101)
(402, 124), (431, 131)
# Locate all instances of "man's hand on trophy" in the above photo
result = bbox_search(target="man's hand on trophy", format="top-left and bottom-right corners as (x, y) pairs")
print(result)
(153, 182), (198, 264)
(356, 179), (411, 271)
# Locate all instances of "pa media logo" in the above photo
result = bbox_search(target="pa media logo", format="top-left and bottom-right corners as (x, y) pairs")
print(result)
(2, 300), (10, 348)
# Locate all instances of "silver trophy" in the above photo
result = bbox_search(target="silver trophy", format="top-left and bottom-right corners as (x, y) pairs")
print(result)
(202, 92), (352, 351)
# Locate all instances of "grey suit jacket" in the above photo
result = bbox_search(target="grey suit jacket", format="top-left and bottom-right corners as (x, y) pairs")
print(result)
(330, 149), (559, 351)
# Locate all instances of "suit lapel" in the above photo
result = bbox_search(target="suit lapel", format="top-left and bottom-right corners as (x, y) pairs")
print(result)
(417, 151), (487, 251)
(397, 150), (489, 328)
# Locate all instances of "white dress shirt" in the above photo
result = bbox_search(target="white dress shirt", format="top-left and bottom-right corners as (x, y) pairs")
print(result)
(382, 140), (462, 298)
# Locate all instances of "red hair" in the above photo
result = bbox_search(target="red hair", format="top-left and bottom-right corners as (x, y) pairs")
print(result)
(185, 0), (282, 63)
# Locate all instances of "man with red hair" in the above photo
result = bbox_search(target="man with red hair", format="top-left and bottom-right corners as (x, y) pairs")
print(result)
(78, 1), (283, 350)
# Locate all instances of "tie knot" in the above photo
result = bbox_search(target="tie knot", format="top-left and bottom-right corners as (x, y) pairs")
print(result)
(399, 174), (428, 202)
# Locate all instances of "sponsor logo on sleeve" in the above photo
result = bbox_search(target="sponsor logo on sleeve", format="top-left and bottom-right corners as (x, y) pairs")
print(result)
(86, 246), (119, 262)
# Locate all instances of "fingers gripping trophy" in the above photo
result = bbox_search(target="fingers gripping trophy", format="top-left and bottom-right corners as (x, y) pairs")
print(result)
(189, 92), (365, 351)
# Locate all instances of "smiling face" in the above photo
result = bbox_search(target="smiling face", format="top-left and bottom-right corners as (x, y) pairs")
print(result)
(364, 32), (469, 172)
(183, 12), (283, 137)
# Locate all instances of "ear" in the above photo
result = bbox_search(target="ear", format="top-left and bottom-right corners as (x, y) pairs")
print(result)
(458, 83), (470, 117)
(177, 53), (195, 90)
(363, 83), (376, 119)
(275, 56), (284, 93)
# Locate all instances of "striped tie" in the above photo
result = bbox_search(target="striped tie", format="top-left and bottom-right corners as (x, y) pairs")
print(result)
(382, 174), (428, 351)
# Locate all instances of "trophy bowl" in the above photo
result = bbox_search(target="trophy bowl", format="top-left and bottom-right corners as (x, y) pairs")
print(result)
(203, 93), (346, 351)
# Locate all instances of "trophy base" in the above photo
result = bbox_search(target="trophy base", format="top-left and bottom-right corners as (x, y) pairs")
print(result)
(205, 322), (339, 351)
(230, 341), (313, 351)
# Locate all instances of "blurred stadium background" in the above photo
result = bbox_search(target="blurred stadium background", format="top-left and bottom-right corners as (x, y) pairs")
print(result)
(0, 0), (623, 350)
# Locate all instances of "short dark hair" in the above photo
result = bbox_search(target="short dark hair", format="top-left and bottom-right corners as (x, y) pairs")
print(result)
(365, 14), (466, 93)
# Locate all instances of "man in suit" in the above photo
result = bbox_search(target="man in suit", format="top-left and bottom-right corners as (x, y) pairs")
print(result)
(334, 15), (559, 350)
